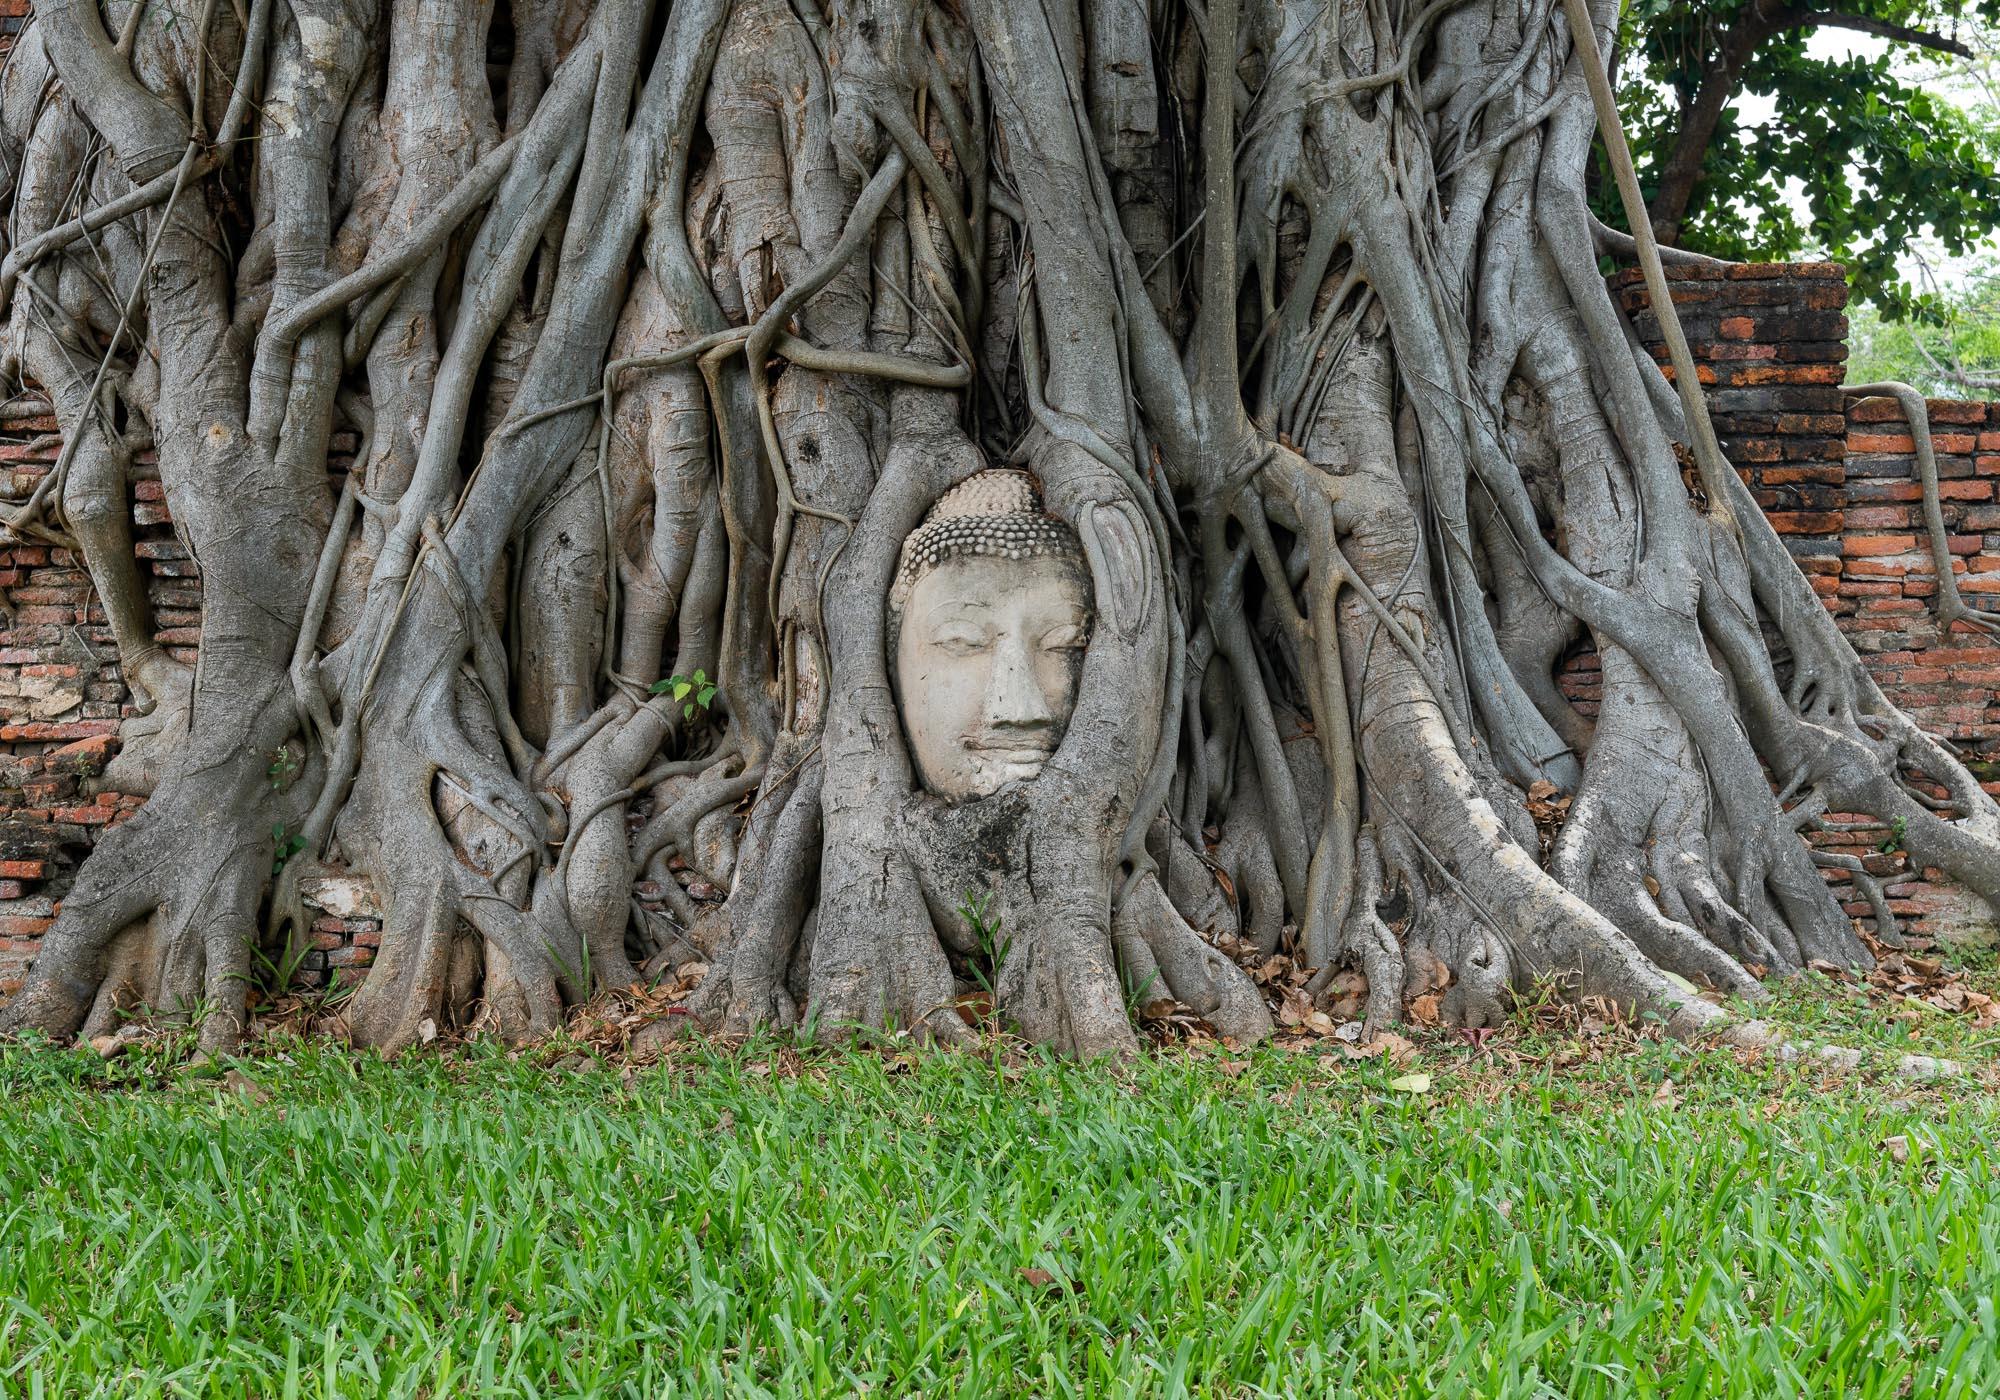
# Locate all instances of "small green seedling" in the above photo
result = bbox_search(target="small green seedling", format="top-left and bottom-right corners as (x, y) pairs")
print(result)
(650, 668), (718, 721)
(957, 890), (1011, 999)
(271, 823), (306, 876)
(267, 747), (301, 792)
(1878, 815), (1908, 855)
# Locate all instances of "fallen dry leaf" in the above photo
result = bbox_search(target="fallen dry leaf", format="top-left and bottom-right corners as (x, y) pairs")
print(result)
(1344, 1031), (1418, 1063)
(222, 1069), (271, 1103)
(1018, 1267), (1078, 1295)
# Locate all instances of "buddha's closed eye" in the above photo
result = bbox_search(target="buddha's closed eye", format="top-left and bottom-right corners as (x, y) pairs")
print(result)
(929, 627), (993, 655)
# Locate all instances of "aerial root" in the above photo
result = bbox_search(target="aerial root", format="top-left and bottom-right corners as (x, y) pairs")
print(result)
(1112, 869), (1272, 1044)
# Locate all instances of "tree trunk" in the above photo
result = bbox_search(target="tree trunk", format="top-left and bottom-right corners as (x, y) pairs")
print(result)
(3, 0), (1993, 1057)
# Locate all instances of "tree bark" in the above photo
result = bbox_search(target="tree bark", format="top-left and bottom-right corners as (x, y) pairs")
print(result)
(0, 0), (1992, 1059)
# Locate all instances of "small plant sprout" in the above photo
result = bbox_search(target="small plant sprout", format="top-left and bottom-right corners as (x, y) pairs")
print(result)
(267, 745), (302, 792)
(957, 890), (1012, 999)
(271, 824), (306, 877)
(1879, 815), (1909, 855)
(650, 668), (718, 722)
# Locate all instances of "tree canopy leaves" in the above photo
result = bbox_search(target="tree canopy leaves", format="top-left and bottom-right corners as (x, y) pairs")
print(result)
(1605, 0), (2000, 317)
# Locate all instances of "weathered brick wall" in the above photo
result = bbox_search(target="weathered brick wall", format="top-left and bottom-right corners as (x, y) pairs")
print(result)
(0, 419), (166, 995)
(1609, 262), (1998, 942)
(2, 260), (1996, 1000)
(1827, 395), (2000, 939)
(0, 432), (371, 999)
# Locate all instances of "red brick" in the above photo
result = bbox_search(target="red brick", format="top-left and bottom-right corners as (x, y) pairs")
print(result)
(0, 721), (117, 742)
(49, 734), (114, 762)
(1762, 465), (1844, 485)
(1930, 401), (1988, 425)
(1844, 534), (1918, 556)
(1769, 511), (1842, 533)
(1849, 433), (1917, 454)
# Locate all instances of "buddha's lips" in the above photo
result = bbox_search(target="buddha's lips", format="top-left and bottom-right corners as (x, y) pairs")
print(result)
(964, 736), (1057, 759)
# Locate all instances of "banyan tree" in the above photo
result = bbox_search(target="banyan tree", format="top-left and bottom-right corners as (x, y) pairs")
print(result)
(3, 0), (1995, 1058)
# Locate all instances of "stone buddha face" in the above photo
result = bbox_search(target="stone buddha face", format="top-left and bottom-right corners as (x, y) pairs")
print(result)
(890, 471), (1093, 800)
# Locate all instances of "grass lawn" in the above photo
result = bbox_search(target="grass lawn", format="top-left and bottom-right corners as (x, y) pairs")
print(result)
(4, 964), (2000, 1399)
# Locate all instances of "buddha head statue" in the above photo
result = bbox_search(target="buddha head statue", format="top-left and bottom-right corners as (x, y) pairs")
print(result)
(889, 470), (1094, 800)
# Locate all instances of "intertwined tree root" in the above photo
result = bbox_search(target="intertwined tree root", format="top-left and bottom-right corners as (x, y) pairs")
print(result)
(2, 0), (1996, 1061)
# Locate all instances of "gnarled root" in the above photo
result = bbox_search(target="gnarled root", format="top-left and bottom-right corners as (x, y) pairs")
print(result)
(1112, 869), (1272, 1044)
(1, 746), (285, 1052)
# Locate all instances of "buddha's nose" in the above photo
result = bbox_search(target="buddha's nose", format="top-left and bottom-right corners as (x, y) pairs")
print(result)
(986, 635), (1055, 730)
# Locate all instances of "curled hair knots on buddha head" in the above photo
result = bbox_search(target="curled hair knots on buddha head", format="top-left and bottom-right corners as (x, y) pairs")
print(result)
(889, 469), (1086, 617)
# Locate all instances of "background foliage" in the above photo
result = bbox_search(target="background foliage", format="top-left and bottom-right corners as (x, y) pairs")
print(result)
(1606, 0), (2000, 325)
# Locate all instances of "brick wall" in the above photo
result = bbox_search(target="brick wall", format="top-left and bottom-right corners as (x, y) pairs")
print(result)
(1611, 262), (2000, 943)
(0, 433), (372, 1000)
(1, 261), (1996, 1001)
(0, 421), (165, 996)
(1827, 395), (2000, 940)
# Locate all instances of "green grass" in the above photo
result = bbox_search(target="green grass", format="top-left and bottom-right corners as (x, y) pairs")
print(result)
(3, 1012), (1999, 1400)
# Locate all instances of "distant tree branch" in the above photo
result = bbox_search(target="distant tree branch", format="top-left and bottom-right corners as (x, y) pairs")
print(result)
(1914, 336), (2000, 392)
(1645, 11), (1770, 242)
(1805, 12), (1974, 58)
